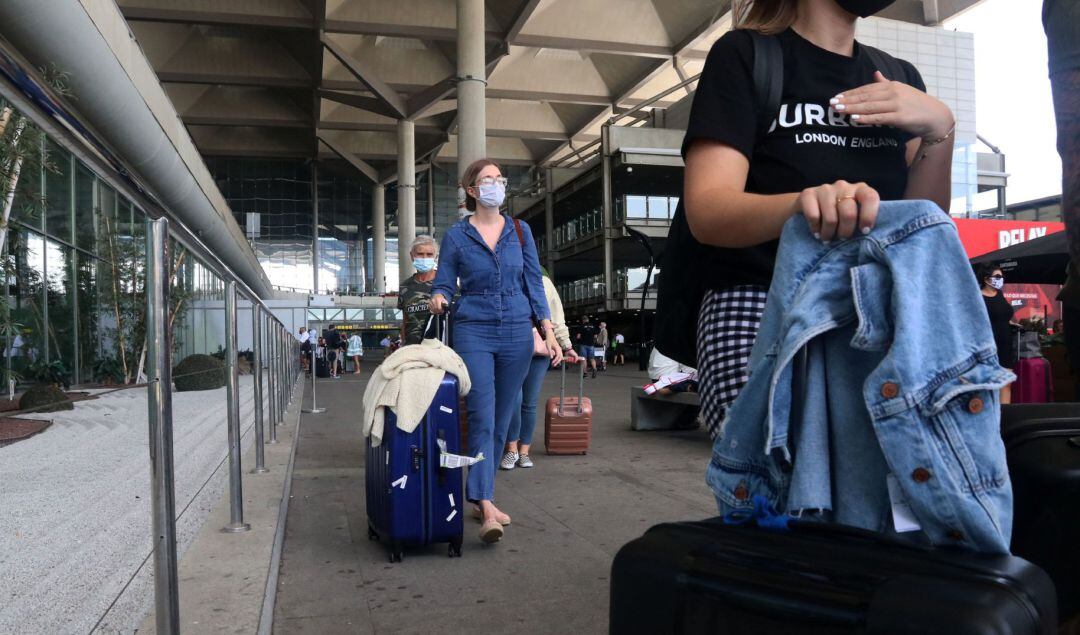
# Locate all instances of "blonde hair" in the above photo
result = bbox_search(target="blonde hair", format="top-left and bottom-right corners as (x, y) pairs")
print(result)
(733, 0), (798, 34)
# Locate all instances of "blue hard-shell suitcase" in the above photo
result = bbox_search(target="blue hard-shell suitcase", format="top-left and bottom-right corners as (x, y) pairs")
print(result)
(365, 372), (465, 562)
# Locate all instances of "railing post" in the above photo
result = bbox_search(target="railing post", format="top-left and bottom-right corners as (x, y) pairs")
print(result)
(251, 304), (268, 473)
(222, 281), (250, 533)
(146, 217), (179, 633)
(287, 330), (295, 403)
(266, 313), (278, 445)
(279, 329), (288, 411)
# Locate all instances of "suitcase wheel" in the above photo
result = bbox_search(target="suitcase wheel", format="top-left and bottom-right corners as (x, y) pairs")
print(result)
(389, 540), (404, 563)
(448, 536), (463, 558)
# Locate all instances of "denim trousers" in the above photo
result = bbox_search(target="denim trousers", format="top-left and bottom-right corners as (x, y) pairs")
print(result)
(454, 321), (533, 502)
(507, 355), (550, 447)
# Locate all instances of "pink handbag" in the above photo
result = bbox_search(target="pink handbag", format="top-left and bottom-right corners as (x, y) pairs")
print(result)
(533, 326), (548, 357)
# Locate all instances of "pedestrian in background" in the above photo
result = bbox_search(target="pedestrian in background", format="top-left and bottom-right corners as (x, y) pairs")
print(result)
(502, 267), (579, 470)
(429, 158), (562, 544)
(977, 263), (1017, 404)
(399, 235), (438, 345)
(347, 331), (363, 375)
(613, 332), (626, 366)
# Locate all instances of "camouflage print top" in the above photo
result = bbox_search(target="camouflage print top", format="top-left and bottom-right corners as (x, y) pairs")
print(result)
(398, 275), (434, 345)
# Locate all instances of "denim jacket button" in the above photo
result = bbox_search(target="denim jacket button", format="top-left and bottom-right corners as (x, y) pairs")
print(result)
(733, 484), (750, 501)
(911, 467), (932, 483)
(967, 397), (984, 414)
(880, 382), (900, 399)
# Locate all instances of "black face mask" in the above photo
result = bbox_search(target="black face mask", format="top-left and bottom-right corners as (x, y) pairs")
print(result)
(834, 0), (896, 17)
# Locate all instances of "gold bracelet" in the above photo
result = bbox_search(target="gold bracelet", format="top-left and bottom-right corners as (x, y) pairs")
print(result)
(921, 124), (955, 148)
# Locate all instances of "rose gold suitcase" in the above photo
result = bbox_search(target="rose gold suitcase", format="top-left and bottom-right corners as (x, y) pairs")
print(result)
(544, 360), (591, 455)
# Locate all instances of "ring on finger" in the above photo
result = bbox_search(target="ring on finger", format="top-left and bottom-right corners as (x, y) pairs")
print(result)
(836, 195), (856, 205)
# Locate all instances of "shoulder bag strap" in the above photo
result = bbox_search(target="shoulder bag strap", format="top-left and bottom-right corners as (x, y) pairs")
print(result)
(513, 218), (544, 333)
(747, 31), (783, 134)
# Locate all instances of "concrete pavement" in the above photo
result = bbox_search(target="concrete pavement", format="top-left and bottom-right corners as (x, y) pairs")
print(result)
(273, 362), (714, 634)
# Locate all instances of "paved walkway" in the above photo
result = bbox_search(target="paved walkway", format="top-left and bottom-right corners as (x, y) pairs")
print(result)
(274, 363), (714, 634)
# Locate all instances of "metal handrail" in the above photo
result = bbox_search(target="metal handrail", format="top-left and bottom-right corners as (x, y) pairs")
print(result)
(609, 72), (700, 127)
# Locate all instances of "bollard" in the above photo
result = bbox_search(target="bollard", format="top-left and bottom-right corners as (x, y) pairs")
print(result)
(222, 281), (251, 533)
(251, 305), (268, 474)
(302, 346), (326, 414)
(146, 217), (179, 633)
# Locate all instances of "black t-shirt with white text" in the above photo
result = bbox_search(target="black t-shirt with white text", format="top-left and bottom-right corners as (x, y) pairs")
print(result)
(682, 28), (926, 290)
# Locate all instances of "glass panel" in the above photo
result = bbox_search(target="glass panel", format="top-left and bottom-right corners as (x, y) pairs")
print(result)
(648, 197), (669, 220)
(10, 231), (45, 379)
(364, 309), (378, 321)
(10, 138), (43, 231)
(307, 309), (324, 321)
(74, 164), (96, 253)
(669, 197), (680, 219)
(45, 239), (75, 371)
(626, 196), (647, 219)
(45, 140), (72, 243)
(75, 251), (98, 383)
(346, 309), (363, 320)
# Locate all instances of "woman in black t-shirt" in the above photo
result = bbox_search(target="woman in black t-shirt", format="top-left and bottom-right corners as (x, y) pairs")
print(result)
(683, 0), (956, 437)
(976, 263), (1017, 403)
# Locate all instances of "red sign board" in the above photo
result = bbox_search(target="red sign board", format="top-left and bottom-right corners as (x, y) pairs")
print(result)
(952, 218), (1065, 259)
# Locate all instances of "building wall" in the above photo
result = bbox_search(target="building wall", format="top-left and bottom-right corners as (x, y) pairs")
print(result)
(857, 18), (978, 216)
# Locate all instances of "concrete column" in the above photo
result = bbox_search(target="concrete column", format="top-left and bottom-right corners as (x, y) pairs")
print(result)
(397, 119), (416, 285)
(456, 0), (486, 191)
(373, 184), (386, 293)
(601, 125), (614, 309)
(427, 164), (435, 235)
(545, 167), (555, 278)
(312, 162), (320, 294)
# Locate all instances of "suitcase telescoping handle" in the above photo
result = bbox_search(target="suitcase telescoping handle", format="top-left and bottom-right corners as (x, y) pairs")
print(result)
(424, 310), (450, 345)
(558, 359), (585, 416)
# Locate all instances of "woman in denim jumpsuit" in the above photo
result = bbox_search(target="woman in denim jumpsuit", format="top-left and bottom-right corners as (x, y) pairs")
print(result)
(429, 159), (563, 544)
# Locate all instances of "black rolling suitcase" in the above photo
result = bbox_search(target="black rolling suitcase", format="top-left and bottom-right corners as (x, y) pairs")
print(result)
(1002, 403), (1080, 624)
(610, 349), (1057, 634)
(610, 517), (1057, 635)
(315, 355), (330, 378)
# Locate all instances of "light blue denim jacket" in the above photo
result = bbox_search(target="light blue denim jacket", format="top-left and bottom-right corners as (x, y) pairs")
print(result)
(706, 200), (1015, 553)
(432, 214), (550, 327)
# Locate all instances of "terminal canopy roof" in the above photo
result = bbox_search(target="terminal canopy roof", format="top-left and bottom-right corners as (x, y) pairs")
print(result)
(118, 0), (981, 180)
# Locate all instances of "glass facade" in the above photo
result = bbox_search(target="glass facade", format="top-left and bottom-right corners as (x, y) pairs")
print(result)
(205, 158), (315, 293)
(0, 103), (232, 387)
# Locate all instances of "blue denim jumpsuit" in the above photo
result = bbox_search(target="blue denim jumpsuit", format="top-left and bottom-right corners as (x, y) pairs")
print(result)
(433, 215), (550, 502)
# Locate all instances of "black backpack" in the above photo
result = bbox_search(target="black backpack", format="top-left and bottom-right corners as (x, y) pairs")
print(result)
(653, 31), (903, 368)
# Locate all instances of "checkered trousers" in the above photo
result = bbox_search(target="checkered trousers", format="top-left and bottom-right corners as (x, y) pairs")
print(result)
(697, 286), (768, 440)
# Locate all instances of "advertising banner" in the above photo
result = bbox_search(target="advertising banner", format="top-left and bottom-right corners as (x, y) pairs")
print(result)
(953, 218), (1065, 259)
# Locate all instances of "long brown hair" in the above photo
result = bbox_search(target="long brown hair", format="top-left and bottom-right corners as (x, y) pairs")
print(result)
(460, 158), (500, 212)
(733, 0), (798, 34)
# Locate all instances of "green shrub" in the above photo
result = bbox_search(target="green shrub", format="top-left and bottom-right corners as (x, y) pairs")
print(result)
(19, 383), (73, 413)
(27, 359), (71, 389)
(173, 354), (226, 392)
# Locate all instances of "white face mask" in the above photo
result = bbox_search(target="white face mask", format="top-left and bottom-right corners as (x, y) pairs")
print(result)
(476, 182), (506, 209)
(988, 277), (1004, 290)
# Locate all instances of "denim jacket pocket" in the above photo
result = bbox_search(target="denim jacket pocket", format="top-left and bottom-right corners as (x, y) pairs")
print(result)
(913, 360), (1013, 550)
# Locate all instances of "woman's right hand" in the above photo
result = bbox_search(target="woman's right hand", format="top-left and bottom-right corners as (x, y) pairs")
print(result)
(798, 180), (881, 242)
(428, 294), (448, 315)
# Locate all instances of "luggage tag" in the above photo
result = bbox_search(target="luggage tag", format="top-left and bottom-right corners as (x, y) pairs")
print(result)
(885, 473), (922, 533)
(436, 438), (484, 469)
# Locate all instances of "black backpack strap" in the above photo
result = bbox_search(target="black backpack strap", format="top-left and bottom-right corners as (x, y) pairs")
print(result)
(862, 44), (905, 82)
(747, 31), (783, 134)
